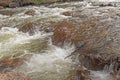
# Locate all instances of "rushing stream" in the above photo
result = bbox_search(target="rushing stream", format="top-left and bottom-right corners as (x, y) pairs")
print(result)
(0, 3), (75, 80)
(0, 27), (74, 80)
(0, 1), (120, 80)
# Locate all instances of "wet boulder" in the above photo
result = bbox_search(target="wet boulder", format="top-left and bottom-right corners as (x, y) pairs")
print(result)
(52, 22), (76, 47)
(0, 10), (16, 16)
(0, 58), (24, 73)
(52, 16), (120, 71)
(19, 22), (36, 34)
(77, 50), (120, 71)
(52, 18), (105, 48)
(62, 11), (72, 16)
(0, 72), (30, 80)
(70, 69), (91, 80)
(91, 2), (117, 7)
(25, 9), (36, 16)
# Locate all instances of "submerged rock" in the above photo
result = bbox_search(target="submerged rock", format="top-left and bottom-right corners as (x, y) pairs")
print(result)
(0, 72), (30, 80)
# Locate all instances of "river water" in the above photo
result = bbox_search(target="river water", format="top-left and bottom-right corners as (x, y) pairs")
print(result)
(0, 2), (75, 80)
(0, 1), (119, 80)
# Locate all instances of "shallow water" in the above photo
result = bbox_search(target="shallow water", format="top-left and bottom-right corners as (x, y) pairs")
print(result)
(0, 1), (119, 80)
(0, 4), (75, 80)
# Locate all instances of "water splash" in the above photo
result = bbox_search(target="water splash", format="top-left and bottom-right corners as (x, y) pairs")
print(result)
(0, 26), (75, 80)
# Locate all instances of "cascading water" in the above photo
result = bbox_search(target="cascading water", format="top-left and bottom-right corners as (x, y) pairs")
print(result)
(0, 1), (120, 80)
(0, 27), (75, 80)
(0, 4), (75, 80)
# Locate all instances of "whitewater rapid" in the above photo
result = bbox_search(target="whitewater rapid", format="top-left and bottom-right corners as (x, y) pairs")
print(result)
(0, 1), (119, 80)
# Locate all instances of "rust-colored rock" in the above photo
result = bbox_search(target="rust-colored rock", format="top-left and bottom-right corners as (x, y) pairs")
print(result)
(19, 22), (36, 34)
(52, 18), (103, 48)
(69, 69), (91, 80)
(62, 12), (72, 16)
(25, 9), (36, 16)
(52, 22), (76, 46)
(0, 58), (24, 72)
(52, 17), (120, 71)
(0, 72), (30, 80)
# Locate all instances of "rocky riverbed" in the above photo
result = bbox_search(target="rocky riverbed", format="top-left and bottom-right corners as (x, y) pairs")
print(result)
(0, 0), (120, 80)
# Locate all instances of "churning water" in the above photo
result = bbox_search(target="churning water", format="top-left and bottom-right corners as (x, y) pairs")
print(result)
(0, 4), (75, 80)
(0, 27), (75, 80)
(0, 1), (119, 80)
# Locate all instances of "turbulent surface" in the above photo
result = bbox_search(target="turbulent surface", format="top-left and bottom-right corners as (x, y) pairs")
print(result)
(0, 3), (75, 80)
(0, 1), (120, 80)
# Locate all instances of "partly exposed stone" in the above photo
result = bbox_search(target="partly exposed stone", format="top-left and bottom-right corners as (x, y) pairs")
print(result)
(52, 22), (76, 46)
(91, 2), (120, 7)
(0, 10), (16, 16)
(62, 11), (72, 16)
(0, 72), (30, 80)
(19, 22), (36, 34)
(52, 5), (120, 72)
(25, 9), (36, 16)
(69, 68), (91, 80)
(0, 58), (24, 73)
